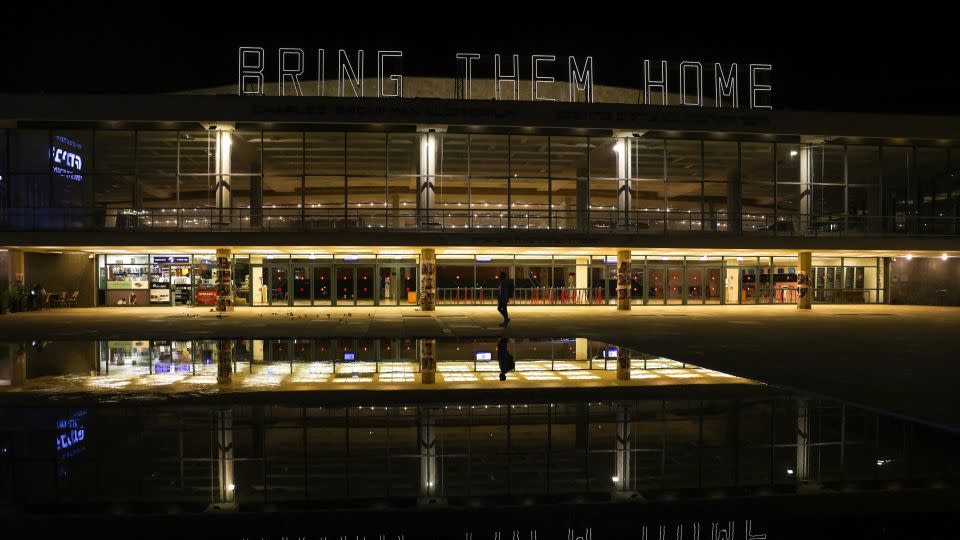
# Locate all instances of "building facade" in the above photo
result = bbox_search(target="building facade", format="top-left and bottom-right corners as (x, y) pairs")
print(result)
(1, 78), (958, 308)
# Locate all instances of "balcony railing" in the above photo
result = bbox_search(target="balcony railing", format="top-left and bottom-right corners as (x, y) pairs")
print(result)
(1, 207), (958, 236)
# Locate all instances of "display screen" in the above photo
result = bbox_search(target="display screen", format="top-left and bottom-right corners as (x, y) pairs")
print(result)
(475, 351), (492, 361)
(604, 348), (618, 358)
(50, 135), (84, 182)
(343, 352), (355, 361)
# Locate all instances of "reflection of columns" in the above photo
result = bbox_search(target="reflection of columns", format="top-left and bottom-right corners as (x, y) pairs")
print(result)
(252, 339), (264, 362)
(576, 168), (590, 232)
(10, 344), (26, 388)
(575, 338), (588, 362)
(614, 138), (632, 227)
(213, 408), (236, 506)
(796, 399), (810, 482)
(417, 129), (439, 228)
(217, 339), (233, 385)
(420, 338), (436, 384)
(614, 404), (632, 493)
(616, 349), (631, 381)
(616, 249), (632, 310)
(797, 251), (812, 310)
(418, 407), (443, 503)
(215, 248), (234, 312)
(419, 248), (436, 311)
(214, 127), (234, 226)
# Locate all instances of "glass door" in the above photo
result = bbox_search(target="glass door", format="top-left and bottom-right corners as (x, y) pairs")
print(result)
(666, 266), (684, 304)
(313, 266), (332, 306)
(336, 267), (355, 305)
(292, 265), (312, 306)
(647, 267), (665, 304)
(356, 266), (375, 305)
(270, 266), (289, 306)
(705, 267), (723, 304)
(379, 265), (418, 306)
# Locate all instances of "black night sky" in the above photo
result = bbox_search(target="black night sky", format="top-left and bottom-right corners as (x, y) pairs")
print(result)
(1, 12), (956, 115)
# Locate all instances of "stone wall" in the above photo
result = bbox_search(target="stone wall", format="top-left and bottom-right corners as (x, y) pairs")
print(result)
(889, 257), (960, 306)
(24, 252), (97, 307)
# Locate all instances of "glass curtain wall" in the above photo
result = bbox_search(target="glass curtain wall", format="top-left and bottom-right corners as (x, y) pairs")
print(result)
(2, 128), (955, 235)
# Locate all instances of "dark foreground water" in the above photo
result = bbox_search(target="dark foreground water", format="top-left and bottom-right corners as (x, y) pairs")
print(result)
(1, 338), (958, 539)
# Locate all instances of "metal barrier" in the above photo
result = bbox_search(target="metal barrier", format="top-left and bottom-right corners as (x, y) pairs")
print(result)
(2, 206), (959, 236)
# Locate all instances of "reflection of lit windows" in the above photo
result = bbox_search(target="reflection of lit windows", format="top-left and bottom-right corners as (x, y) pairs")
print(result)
(333, 376), (374, 383)
(183, 375), (218, 385)
(516, 362), (549, 372)
(438, 363), (472, 372)
(629, 371), (660, 379)
(561, 371), (600, 380)
(658, 369), (698, 378)
(87, 377), (132, 389)
(520, 373), (561, 381)
(379, 362), (417, 373)
(336, 362), (376, 374)
(552, 362), (589, 371)
(378, 372), (415, 383)
(242, 374), (283, 387)
(441, 373), (478, 382)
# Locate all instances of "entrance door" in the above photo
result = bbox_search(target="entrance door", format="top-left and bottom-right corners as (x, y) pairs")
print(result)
(292, 266), (312, 306)
(355, 266), (375, 306)
(336, 267), (354, 305)
(379, 266), (417, 306)
(313, 266), (332, 306)
(270, 266), (289, 306)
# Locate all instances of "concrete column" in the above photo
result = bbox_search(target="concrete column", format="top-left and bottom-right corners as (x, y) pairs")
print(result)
(418, 406), (445, 505)
(217, 339), (233, 385)
(726, 165), (742, 234)
(797, 251), (812, 310)
(214, 127), (234, 227)
(615, 138), (632, 228)
(799, 144), (813, 234)
(250, 256), (265, 306)
(417, 130), (439, 228)
(575, 257), (589, 304)
(616, 249), (632, 310)
(215, 248), (234, 312)
(420, 338), (436, 384)
(616, 349), (631, 381)
(419, 248), (436, 311)
(576, 169), (590, 232)
(212, 408), (236, 508)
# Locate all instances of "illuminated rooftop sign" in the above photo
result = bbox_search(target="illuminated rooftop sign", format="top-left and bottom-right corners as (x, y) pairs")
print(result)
(238, 48), (772, 109)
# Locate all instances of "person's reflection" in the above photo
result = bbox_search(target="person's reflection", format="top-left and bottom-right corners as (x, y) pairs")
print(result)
(497, 337), (515, 381)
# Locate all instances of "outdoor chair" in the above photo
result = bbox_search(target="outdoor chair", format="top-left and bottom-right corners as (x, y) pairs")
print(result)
(65, 290), (79, 308)
(41, 292), (53, 310)
(51, 292), (67, 308)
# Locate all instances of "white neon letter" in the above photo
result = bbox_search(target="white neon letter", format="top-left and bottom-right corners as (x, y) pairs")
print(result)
(338, 49), (365, 97)
(456, 53), (481, 99)
(238, 47), (264, 96)
(714, 63), (739, 108)
(317, 49), (325, 96)
(643, 59), (668, 106)
(494, 53), (520, 101)
(679, 61), (703, 106)
(531, 54), (556, 101)
(568, 56), (594, 103)
(278, 48), (304, 96)
(377, 50), (403, 98)
(749, 64), (773, 109)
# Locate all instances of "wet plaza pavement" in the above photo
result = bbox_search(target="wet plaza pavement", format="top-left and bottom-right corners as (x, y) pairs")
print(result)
(2, 307), (960, 539)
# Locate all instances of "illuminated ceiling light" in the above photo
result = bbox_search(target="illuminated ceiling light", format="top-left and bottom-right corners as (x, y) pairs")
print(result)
(942, 253), (949, 261)
(789, 150), (798, 157)
(906, 254), (913, 261)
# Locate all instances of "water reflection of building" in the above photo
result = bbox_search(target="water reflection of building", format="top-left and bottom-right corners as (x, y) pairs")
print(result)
(0, 397), (954, 511)
(4, 338), (747, 391)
